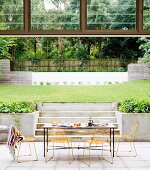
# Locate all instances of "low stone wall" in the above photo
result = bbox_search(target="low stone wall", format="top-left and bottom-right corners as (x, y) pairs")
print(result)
(0, 60), (32, 85)
(10, 71), (32, 85)
(0, 59), (11, 84)
(128, 63), (150, 80)
(1, 60), (150, 85)
(0, 112), (39, 136)
(116, 112), (150, 141)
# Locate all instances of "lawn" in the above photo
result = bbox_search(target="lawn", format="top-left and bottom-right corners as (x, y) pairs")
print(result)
(0, 80), (149, 103)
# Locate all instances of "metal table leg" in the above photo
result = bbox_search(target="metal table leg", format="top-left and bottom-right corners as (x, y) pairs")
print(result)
(44, 128), (45, 157)
(110, 129), (111, 152)
(113, 128), (114, 157)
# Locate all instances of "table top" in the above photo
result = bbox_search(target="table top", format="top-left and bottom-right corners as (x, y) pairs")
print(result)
(43, 123), (117, 129)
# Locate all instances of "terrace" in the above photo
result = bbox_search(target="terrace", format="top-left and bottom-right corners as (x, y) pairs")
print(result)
(0, 0), (150, 170)
(0, 142), (150, 170)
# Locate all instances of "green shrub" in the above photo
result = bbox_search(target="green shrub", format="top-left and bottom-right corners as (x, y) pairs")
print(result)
(119, 98), (150, 113)
(0, 101), (36, 113)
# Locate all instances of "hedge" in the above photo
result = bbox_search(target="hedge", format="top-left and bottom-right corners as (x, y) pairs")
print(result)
(119, 98), (150, 113)
(0, 101), (36, 113)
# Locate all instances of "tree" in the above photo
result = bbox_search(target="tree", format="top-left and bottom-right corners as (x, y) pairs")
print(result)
(138, 38), (150, 67)
(110, 0), (136, 30)
(87, 0), (111, 29)
(102, 37), (143, 68)
(0, 24), (16, 60)
(0, 0), (23, 30)
(144, 0), (150, 30)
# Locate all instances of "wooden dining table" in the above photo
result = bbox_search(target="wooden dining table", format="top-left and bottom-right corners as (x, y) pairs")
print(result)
(43, 123), (117, 157)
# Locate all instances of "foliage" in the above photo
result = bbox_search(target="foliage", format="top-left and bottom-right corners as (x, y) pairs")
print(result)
(138, 38), (150, 67)
(28, 67), (127, 72)
(0, 80), (149, 103)
(0, 24), (16, 60)
(0, 0), (149, 70)
(102, 37), (142, 68)
(74, 43), (89, 67)
(119, 98), (150, 113)
(0, 37), (16, 60)
(144, 0), (150, 30)
(0, 101), (36, 113)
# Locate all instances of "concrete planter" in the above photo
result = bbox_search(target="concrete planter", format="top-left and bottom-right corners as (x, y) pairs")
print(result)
(116, 112), (150, 141)
(0, 111), (39, 136)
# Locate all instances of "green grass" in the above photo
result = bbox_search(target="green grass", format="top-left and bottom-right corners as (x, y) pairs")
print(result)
(0, 80), (150, 103)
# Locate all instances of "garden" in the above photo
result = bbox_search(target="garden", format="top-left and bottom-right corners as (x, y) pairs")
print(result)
(0, 1), (150, 169)
(0, 0), (150, 141)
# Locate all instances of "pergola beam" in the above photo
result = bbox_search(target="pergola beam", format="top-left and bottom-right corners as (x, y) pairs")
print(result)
(136, 0), (144, 32)
(24, 0), (31, 33)
(80, 0), (87, 31)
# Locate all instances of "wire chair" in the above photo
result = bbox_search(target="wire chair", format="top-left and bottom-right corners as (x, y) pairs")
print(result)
(45, 128), (74, 163)
(16, 136), (38, 163)
(7, 125), (38, 163)
(83, 129), (113, 166)
(116, 123), (138, 157)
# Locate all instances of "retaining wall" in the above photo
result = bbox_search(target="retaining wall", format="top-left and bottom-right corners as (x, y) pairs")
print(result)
(128, 63), (150, 80)
(0, 60), (150, 85)
(0, 60), (32, 85)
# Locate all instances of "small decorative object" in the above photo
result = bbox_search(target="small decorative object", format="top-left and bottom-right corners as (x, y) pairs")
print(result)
(88, 117), (93, 127)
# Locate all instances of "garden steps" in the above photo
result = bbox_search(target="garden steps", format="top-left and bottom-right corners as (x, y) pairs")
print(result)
(38, 102), (117, 111)
(35, 128), (120, 136)
(34, 135), (118, 142)
(39, 111), (115, 117)
(35, 102), (120, 141)
(38, 116), (117, 123)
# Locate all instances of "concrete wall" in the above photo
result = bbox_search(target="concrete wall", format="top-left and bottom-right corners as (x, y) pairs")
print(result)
(1, 60), (150, 85)
(0, 112), (39, 136)
(128, 63), (150, 80)
(0, 60), (32, 85)
(0, 59), (11, 84)
(33, 72), (128, 85)
(10, 71), (32, 85)
(116, 112), (150, 141)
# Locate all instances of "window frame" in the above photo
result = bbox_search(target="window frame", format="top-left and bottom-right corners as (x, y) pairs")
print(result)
(0, 0), (149, 35)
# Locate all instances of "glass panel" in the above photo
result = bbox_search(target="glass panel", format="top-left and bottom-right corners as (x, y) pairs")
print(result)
(31, 0), (80, 30)
(144, 0), (150, 30)
(0, 0), (24, 30)
(87, 0), (136, 30)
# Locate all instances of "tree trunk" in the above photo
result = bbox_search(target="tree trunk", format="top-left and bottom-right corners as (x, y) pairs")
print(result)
(10, 45), (16, 71)
(98, 37), (102, 52)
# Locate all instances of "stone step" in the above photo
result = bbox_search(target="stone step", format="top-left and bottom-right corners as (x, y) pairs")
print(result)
(34, 135), (119, 142)
(40, 102), (117, 111)
(35, 128), (120, 136)
(36, 122), (119, 129)
(39, 111), (115, 117)
(38, 117), (117, 123)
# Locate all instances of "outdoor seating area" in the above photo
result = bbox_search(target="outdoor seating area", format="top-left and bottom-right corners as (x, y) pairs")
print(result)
(0, 101), (150, 169)
(0, 1), (149, 169)
(0, 118), (150, 170)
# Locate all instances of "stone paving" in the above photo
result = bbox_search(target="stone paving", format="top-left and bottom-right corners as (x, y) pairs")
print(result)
(0, 142), (150, 170)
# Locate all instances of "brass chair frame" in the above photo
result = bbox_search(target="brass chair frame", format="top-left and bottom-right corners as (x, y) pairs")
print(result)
(16, 137), (38, 163)
(45, 128), (74, 163)
(116, 123), (138, 157)
(83, 129), (113, 166)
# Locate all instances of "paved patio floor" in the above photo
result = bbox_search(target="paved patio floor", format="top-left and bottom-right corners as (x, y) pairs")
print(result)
(0, 142), (150, 170)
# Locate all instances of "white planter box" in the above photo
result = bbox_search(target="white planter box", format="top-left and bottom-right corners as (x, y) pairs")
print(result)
(116, 112), (150, 141)
(0, 111), (39, 137)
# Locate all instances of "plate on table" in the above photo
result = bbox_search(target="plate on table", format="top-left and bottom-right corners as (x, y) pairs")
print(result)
(58, 123), (72, 127)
